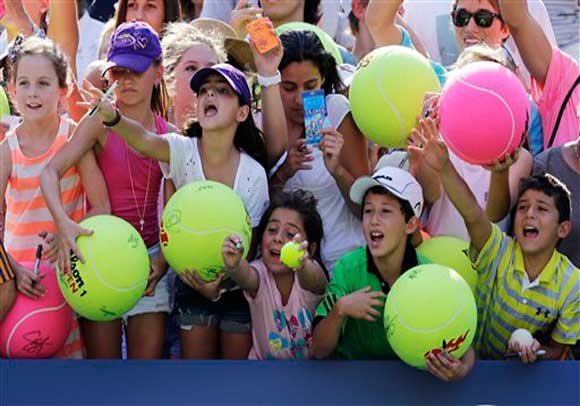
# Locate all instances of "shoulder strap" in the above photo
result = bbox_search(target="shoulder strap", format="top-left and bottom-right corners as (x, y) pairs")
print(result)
(547, 74), (580, 149)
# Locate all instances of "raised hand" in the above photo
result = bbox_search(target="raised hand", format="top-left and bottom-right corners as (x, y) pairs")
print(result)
(319, 128), (345, 176)
(248, 18), (283, 77)
(408, 118), (449, 172)
(230, 0), (263, 38)
(78, 80), (117, 123)
(222, 234), (245, 270)
(483, 149), (520, 173)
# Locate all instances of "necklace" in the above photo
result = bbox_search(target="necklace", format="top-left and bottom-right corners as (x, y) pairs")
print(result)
(125, 141), (153, 232)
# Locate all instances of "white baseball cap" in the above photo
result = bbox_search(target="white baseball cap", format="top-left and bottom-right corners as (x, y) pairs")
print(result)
(350, 166), (424, 218)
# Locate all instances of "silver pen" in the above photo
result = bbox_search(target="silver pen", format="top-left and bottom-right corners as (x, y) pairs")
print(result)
(30, 244), (43, 288)
(88, 80), (119, 117)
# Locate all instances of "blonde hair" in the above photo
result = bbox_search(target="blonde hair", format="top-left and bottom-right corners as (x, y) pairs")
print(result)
(98, 18), (117, 60)
(9, 36), (70, 89)
(454, 43), (516, 72)
(161, 22), (226, 96)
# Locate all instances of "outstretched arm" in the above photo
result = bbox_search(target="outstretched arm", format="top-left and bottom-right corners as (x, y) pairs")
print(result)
(499, 0), (553, 85)
(79, 82), (170, 162)
(409, 119), (492, 252)
(366, 0), (403, 47)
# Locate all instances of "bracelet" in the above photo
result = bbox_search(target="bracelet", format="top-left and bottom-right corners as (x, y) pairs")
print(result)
(257, 70), (281, 88)
(102, 108), (121, 127)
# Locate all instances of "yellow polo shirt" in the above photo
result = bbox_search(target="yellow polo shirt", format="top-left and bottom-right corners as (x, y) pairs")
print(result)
(471, 224), (580, 359)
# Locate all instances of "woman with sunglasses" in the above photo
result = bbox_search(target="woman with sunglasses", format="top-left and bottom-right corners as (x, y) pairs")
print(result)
(450, 0), (508, 51)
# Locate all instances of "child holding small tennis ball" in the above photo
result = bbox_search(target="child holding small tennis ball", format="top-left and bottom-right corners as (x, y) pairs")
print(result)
(222, 190), (328, 359)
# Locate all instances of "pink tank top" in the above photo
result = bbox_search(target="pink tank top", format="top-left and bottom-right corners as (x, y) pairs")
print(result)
(96, 115), (167, 248)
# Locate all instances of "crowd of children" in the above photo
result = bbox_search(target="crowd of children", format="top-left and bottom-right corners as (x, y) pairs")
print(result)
(0, 0), (578, 383)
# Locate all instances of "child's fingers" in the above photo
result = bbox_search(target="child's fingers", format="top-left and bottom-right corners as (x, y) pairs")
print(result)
(366, 306), (381, 318)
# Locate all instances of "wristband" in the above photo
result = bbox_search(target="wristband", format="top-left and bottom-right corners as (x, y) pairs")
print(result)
(257, 70), (281, 88)
(102, 108), (121, 128)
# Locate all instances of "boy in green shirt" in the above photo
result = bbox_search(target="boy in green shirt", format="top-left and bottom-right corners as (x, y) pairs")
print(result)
(412, 117), (579, 363)
(312, 165), (475, 381)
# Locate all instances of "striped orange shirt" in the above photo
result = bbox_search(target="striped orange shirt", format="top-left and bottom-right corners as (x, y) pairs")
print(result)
(3, 118), (84, 263)
(3, 117), (86, 359)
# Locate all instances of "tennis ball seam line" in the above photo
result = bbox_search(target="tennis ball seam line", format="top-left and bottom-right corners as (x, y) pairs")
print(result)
(455, 76), (516, 159)
(5, 301), (68, 358)
(86, 240), (148, 292)
(173, 224), (247, 235)
(377, 61), (406, 145)
(390, 285), (465, 333)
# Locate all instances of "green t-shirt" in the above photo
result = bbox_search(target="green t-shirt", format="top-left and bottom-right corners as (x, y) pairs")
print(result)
(314, 245), (428, 360)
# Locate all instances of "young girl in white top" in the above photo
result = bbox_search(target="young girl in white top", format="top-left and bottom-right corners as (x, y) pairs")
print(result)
(82, 61), (271, 359)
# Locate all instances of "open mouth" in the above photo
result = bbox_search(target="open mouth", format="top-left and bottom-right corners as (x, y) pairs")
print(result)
(369, 231), (384, 245)
(203, 102), (218, 117)
(269, 249), (281, 262)
(463, 37), (481, 46)
(522, 226), (539, 239)
(27, 103), (42, 110)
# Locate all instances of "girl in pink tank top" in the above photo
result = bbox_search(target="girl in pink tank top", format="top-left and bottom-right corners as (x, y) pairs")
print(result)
(0, 37), (109, 359)
(42, 22), (176, 359)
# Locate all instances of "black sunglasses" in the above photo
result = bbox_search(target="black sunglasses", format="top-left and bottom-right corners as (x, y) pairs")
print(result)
(451, 9), (503, 28)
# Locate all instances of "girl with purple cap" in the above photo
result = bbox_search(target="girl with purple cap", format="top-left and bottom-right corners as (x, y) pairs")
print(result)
(74, 31), (288, 358)
(42, 21), (178, 359)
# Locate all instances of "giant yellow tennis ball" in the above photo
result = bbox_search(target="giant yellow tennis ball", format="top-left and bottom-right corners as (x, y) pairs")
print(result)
(57, 215), (149, 322)
(0, 86), (11, 117)
(384, 264), (477, 369)
(349, 46), (440, 148)
(280, 241), (304, 269)
(160, 181), (252, 282)
(417, 237), (478, 293)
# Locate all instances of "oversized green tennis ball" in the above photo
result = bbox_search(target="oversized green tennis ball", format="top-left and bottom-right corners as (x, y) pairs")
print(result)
(0, 86), (10, 117)
(276, 22), (343, 64)
(384, 264), (477, 369)
(57, 215), (149, 322)
(160, 181), (252, 282)
(280, 241), (304, 269)
(416, 237), (478, 293)
(349, 46), (440, 148)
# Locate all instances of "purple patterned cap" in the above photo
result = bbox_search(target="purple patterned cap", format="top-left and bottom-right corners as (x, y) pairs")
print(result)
(103, 20), (162, 74)
(189, 63), (252, 106)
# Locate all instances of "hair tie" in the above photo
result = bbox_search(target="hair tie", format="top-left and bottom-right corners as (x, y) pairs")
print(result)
(7, 35), (25, 64)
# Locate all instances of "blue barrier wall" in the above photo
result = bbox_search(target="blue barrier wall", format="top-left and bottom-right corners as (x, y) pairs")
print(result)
(1, 360), (579, 404)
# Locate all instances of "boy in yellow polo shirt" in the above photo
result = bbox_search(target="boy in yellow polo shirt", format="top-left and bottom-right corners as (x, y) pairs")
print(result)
(411, 118), (580, 363)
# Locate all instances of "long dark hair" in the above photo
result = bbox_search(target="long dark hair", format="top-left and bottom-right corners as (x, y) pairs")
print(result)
(256, 189), (327, 275)
(303, 0), (322, 25)
(115, 0), (182, 33)
(279, 30), (344, 95)
(183, 94), (268, 170)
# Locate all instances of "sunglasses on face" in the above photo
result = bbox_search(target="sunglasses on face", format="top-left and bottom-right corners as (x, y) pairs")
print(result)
(451, 8), (503, 28)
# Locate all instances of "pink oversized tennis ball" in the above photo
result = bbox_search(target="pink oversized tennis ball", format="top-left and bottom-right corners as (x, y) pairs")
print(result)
(0, 263), (72, 358)
(439, 61), (529, 165)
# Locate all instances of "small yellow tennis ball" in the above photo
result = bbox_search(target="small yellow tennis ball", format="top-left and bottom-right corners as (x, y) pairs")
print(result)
(280, 242), (305, 269)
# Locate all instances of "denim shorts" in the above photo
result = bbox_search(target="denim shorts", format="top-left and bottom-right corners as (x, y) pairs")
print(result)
(123, 243), (170, 322)
(172, 278), (251, 334)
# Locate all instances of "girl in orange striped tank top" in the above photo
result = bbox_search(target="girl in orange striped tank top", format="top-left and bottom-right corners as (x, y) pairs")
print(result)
(0, 37), (110, 358)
